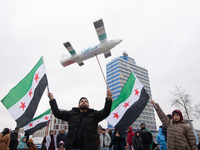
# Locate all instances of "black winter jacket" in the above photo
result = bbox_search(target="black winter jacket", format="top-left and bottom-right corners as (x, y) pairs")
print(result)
(50, 98), (112, 150)
(9, 130), (18, 150)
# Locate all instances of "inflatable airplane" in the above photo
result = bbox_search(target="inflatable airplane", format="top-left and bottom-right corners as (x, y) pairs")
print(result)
(60, 19), (122, 67)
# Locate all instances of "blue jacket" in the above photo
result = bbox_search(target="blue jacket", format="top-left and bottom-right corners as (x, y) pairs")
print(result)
(156, 128), (166, 146)
(17, 136), (28, 150)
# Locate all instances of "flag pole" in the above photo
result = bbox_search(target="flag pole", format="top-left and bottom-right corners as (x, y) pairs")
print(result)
(95, 55), (114, 103)
(95, 55), (108, 89)
(45, 111), (52, 136)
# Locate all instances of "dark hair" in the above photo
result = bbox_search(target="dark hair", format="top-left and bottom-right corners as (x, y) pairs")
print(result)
(101, 128), (106, 131)
(140, 123), (145, 127)
(49, 130), (54, 134)
(79, 97), (88, 104)
(167, 114), (172, 119)
(15, 127), (19, 130)
(114, 129), (121, 135)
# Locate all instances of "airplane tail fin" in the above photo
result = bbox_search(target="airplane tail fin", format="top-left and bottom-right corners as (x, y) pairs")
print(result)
(93, 19), (107, 42)
(63, 42), (76, 55)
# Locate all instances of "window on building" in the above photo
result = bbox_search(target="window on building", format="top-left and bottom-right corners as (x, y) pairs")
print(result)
(54, 119), (56, 124)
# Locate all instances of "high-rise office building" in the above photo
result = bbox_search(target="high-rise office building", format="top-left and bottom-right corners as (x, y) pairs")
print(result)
(106, 52), (157, 139)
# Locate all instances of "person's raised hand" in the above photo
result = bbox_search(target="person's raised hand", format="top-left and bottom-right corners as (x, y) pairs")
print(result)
(151, 100), (155, 105)
(48, 92), (54, 100)
(106, 89), (113, 100)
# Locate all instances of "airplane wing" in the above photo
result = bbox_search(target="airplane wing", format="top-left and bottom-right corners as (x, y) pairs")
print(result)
(93, 19), (107, 42)
(61, 42), (84, 67)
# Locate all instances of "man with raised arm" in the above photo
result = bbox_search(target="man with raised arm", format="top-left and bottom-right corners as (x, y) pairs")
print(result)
(48, 89), (113, 150)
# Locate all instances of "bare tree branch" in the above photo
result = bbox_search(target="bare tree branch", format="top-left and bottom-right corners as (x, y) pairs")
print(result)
(170, 86), (193, 120)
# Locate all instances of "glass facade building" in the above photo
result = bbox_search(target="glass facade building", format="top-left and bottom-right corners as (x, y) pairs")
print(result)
(106, 52), (157, 139)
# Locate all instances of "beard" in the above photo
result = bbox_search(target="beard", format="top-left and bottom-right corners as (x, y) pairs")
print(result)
(79, 104), (88, 110)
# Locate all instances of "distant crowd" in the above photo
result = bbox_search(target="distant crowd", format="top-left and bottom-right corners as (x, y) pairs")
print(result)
(1, 119), (200, 150)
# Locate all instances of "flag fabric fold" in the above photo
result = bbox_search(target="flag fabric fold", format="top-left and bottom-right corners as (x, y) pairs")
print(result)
(1, 56), (48, 128)
(106, 71), (149, 134)
(24, 108), (51, 135)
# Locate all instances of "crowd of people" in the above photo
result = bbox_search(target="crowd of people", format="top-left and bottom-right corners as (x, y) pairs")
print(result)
(0, 126), (68, 150)
(1, 88), (200, 150)
(0, 127), (39, 150)
(95, 123), (153, 150)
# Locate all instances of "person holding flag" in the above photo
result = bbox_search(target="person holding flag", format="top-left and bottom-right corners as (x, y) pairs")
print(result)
(48, 89), (113, 150)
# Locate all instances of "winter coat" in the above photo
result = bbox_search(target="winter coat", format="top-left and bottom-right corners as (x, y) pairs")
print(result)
(112, 133), (125, 150)
(10, 130), (19, 150)
(56, 133), (67, 148)
(27, 139), (38, 150)
(0, 133), (10, 150)
(140, 128), (152, 146)
(46, 135), (56, 150)
(153, 103), (198, 150)
(156, 128), (167, 146)
(127, 126), (135, 146)
(162, 125), (167, 142)
(17, 136), (28, 150)
(132, 130), (143, 150)
(50, 98), (112, 150)
(99, 132), (111, 148)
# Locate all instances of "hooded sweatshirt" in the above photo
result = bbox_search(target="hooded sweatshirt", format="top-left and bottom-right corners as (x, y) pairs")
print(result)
(27, 139), (37, 150)
(127, 126), (135, 145)
(156, 128), (166, 146)
(17, 136), (28, 150)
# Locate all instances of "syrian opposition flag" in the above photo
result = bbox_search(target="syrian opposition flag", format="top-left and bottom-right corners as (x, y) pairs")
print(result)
(106, 71), (149, 134)
(24, 108), (51, 135)
(1, 57), (48, 128)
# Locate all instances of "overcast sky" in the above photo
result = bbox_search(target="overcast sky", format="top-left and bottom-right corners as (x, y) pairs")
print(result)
(0, 0), (200, 132)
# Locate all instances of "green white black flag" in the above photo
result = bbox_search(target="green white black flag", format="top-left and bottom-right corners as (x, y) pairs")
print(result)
(1, 57), (48, 128)
(106, 71), (149, 134)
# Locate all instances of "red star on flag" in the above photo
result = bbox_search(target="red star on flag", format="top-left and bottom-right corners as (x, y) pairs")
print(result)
(29, 89), (33, 97)
(19, 102), (26, 111)
(123, 102), (130, 109)
(34, 73), (40, 83)
(37, 120), (40, 123)
(29, 123), (33, 127)
(44, 116), (49, 120)
(134, 88), (140, 96)
(113, 112), (120, 119)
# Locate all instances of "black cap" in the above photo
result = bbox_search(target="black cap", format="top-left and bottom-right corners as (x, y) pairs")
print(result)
(15, 127), (19, 130)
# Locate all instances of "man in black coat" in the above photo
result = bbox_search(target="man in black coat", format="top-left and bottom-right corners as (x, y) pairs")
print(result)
(48, 89), (112, 150)
(9, 127), (19, 150)
(140, 123), (153, 150)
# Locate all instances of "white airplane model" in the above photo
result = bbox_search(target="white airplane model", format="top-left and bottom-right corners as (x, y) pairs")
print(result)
(60, 19), (122, 67)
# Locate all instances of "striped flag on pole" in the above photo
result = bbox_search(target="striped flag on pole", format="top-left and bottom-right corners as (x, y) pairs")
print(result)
(106, 71), (149, 134)
(1, 57), (48, 128)
(24, 108), (51, 135)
